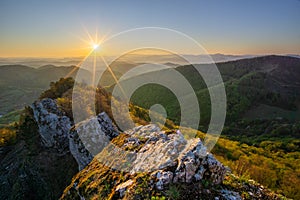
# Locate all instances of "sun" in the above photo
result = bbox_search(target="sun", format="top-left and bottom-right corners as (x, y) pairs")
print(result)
(92, 43), (100, 50)
(75, 26), (108, 54)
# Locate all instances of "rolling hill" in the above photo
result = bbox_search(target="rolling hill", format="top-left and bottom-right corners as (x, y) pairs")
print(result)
(0, 65), (83, 115)
(105, 55), (300, 144)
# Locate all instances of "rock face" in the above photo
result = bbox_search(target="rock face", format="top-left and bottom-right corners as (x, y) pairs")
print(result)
(31, 98), (71, 153)
(69, 112), (119, 170)
(31, 98), (119, 170)
(94, 124), (226, 182)
(31, 98), (225, 185)
(61, 124), (229, 200)
(124, 124), (226, 189)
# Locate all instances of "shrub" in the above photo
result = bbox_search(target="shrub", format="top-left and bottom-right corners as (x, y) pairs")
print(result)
(40, 77), (74, 99)
(0, 127), (17, 146)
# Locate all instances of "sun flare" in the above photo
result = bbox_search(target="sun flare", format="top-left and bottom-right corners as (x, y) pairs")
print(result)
(93, 43), (100, 50)
(75, 26), (109, 55)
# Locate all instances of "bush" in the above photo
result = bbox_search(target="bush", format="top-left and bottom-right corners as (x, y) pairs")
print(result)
(40, 77), (74, 99)
(0, 127), (17, 146)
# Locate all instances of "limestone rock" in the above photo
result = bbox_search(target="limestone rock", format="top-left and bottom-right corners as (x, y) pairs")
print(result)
(102, 124), (227, 191)
(220, 189), (242, 200)
(32, 98), (119, 170)
(60, 121), (286, 200)
(127, 125), (226, 189)
(116, 179), (134, 197)
(32, 99), (226, 193)
(31, 98), (71, 153)
(69, 112), (119, 170)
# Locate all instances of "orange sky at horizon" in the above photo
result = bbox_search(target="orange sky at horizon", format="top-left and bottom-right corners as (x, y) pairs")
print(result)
(1, 38), (299, 58)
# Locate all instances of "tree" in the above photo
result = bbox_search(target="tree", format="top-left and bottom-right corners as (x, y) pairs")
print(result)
(40, 77), (75, 99)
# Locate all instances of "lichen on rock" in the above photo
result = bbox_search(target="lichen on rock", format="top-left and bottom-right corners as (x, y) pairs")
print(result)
(61, 122), (228, 199)
(69, 112), (119, 170)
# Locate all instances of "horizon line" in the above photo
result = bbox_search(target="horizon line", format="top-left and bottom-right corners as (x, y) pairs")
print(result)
(0, 53), (299, 59)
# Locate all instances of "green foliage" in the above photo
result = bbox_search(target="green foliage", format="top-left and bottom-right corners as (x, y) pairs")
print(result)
(44, 78), (165, 129)
(212, 137), (300, 199)
(125, 56), (300, 133)
(223, 119), (300, 147)
(151, 196), (166, 200)
(222, 173), (288, 200)
(40, 77), (74, 99)
(56, 97), (73, 119)
(130, 83), (181, 124)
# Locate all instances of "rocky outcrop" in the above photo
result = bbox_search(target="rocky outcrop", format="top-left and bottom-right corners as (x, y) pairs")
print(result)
(105, 124), (227, 189)
(69, 112), (119, 170)
(61, 124), (230, 199)
(30, 99), (286, 200)
(122, 124), (226, 189)
(0, 104), (78, 200)
(31, 98), (119, 170)
(31, 98), (71, 153)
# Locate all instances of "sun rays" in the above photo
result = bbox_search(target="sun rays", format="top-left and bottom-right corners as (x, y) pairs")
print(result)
(64, 27), (106, 79)
(65, 27), (127, 101)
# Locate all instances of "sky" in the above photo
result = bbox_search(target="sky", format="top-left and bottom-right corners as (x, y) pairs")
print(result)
(0, 0), (300, 57)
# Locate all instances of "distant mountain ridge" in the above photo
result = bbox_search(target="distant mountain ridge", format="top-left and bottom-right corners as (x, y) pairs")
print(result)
(0, 57), (82, 68)
(1, 55), (300, 122)
(0, 65), (90, 115)
(4, 54), (298, 68)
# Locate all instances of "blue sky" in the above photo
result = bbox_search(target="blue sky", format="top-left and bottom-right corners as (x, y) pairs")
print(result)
(0, 0), (299, 57)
